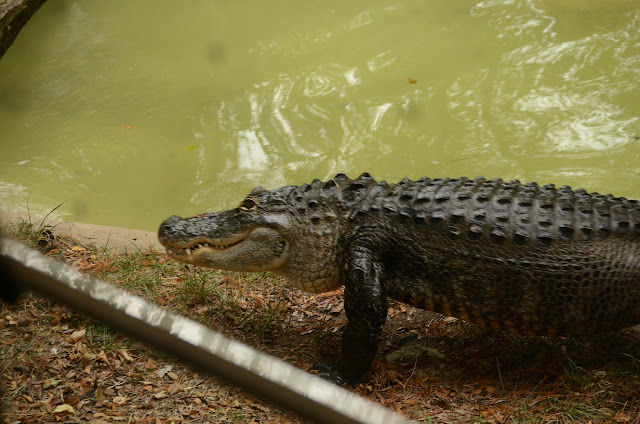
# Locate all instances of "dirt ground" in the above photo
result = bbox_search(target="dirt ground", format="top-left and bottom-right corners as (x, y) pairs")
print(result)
(1, 224), (640, 423)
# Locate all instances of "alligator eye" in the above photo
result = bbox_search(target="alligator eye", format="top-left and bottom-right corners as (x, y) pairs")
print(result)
(239, 198), (258, 211)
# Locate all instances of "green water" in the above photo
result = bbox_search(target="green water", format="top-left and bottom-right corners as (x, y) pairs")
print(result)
(1, 0), (639, 231)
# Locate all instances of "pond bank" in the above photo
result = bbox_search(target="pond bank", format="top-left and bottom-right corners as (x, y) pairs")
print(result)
(0, 208), (162, 252)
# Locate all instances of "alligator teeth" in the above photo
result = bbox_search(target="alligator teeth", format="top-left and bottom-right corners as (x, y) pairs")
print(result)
(169, 241), (236, 256)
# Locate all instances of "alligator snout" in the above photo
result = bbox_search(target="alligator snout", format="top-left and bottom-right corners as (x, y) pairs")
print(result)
(158, 215), (188, 245)
(158, 212), (231, 246)
(161, 215), (182, 225)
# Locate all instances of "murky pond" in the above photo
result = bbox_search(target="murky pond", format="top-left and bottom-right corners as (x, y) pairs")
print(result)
(1, 0), (639, 231)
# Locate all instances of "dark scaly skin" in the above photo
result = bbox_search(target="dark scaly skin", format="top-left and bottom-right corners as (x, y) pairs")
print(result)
(158, 173), (640, 384)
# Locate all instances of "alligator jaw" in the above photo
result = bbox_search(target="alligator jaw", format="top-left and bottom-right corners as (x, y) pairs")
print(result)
(158, 213), (289, 272)
(162, 230), (251, 262)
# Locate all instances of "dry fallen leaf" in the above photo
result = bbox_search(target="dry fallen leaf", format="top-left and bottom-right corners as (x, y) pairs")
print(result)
(82, 353), (95, 365)
(144, 358), (157, 370)
(614, 411), (630, 423)
(69, 329), (86, 342)
(113, 396), (129, 405)
(154, 391), (169, 399)
(43, 379), (61, 390)
(96, 350), (110, 365)
(168, 383), (183, 395)
(157, 364), (173, 378)
(51, 404), (74, 414)
(118, 349), (133, 362)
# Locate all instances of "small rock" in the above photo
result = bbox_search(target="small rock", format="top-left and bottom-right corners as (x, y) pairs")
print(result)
(386, 344), (429, 365)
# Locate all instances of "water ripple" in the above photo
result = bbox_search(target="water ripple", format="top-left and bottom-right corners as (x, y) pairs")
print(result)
(200, 62), (379, 188)
(478, 4), (640, 156)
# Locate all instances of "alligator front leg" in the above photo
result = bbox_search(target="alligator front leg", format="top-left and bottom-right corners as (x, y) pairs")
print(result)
(314, 243), (387, 385)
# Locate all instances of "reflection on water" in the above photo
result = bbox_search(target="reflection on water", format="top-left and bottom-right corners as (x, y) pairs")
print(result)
(0, 0), (639, 230)
(475, 0), (640, 154)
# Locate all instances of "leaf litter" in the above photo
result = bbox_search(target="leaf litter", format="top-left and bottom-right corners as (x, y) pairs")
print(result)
(1, 229), (639, 423)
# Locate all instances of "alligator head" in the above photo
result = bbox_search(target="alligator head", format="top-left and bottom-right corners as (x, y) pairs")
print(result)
(158, 184), (345, 293)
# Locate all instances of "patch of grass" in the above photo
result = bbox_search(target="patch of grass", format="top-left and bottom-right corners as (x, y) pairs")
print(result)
(179, 268), (220, 307)
(244, 288), (290, 336)
(510, 404), (546, 424)
(100, 250), (163, 297)
(87, 323), (120, 352)
(228, 409), (248, 422)
(12, 203), (64, 241)
(537, 396), (614, 423)
(193, 271), (291, 338)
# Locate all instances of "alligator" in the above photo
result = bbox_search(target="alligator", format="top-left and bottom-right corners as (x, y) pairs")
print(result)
(158, 173), (640, 384)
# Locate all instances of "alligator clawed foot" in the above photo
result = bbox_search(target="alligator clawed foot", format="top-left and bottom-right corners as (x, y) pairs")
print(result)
(309, 362), (360, 387)
(309, 362), (345, 385)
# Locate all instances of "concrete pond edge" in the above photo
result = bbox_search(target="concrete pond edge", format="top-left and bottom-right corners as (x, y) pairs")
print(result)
(0, 208), (163, 253)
